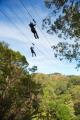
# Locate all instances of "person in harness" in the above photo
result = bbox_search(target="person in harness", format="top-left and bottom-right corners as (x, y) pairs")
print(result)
(29, 20), (39, 39)
(30, 45), (36, 57)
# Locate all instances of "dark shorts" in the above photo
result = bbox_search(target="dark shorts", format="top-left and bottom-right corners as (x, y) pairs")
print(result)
(31, 29), (36, 33)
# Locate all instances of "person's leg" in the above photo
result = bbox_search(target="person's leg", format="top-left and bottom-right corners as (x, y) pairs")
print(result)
(34, 52), (36, 56)
(32, 30), (37, 39)
(35, 32), (39, 39)
(34, 33), (37, 39)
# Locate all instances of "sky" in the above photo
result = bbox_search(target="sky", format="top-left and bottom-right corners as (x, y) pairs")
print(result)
(0, 0), (80, 75)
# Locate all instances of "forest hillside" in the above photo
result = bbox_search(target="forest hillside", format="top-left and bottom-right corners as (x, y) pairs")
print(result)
(0, 41), (80, 120)
(32, 73), (80, 120)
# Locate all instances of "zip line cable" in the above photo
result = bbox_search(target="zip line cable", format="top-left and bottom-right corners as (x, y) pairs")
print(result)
(0, 9), (32, 46)
(28, 0), (53, 49)
(0, 9), (34, 56)
(28, 0), (55, 60)
(0, 8), (55, 63)
(18, 0), (52, 45)
(18, 0), (55, 61)
(29, 0), (53, 46)
(0, 7), (35, 46)
(0, 2), (55, 66)
(29, 0), (53, 45)
(28, 0), (55, 61)
(18, 0), (34, 21)
(0, 9), (29, 41)
(8, 7), (26, 26)
(29, 0), (43, 23)
(6, 7), (49, 58)
(19, 0), (52, 47)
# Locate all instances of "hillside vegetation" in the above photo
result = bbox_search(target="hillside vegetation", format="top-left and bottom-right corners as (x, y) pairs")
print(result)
(0, 42), (80, 120)
(32, 73), (80, 120)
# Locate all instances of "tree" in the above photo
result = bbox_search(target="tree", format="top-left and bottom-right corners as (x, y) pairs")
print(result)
(0, 41), (42, 120)
(43, 0), (80, 69)
(28, 66), (37, 73)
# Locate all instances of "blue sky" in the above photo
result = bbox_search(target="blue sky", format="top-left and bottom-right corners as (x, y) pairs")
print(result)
(0, 0), (80, 75)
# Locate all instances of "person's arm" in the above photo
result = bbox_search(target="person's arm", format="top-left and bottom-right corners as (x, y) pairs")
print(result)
(33, 19), (36, 26)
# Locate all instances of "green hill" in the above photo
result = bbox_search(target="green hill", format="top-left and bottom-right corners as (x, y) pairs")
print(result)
(32, 73), (80, 120)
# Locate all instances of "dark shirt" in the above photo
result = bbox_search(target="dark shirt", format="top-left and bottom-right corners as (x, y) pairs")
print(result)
(30, 47), (34, 53)
(29, 23), (36, 32)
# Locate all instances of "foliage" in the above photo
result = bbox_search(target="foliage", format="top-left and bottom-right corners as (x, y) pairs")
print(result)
(0, 41), (42, 120)
(0, 41), (80, 119)
(28, 66), (37, 73)
(32, 73), (80, 120)
(43, 0), (80, 68)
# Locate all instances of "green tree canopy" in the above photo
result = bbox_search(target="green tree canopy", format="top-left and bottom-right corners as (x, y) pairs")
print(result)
(0, 41), (42, 120)
(43, 0), (80, 68)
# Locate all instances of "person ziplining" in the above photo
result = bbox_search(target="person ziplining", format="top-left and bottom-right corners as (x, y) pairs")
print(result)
(30, 44), (36, 57)
(29, 20), (39, 39)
